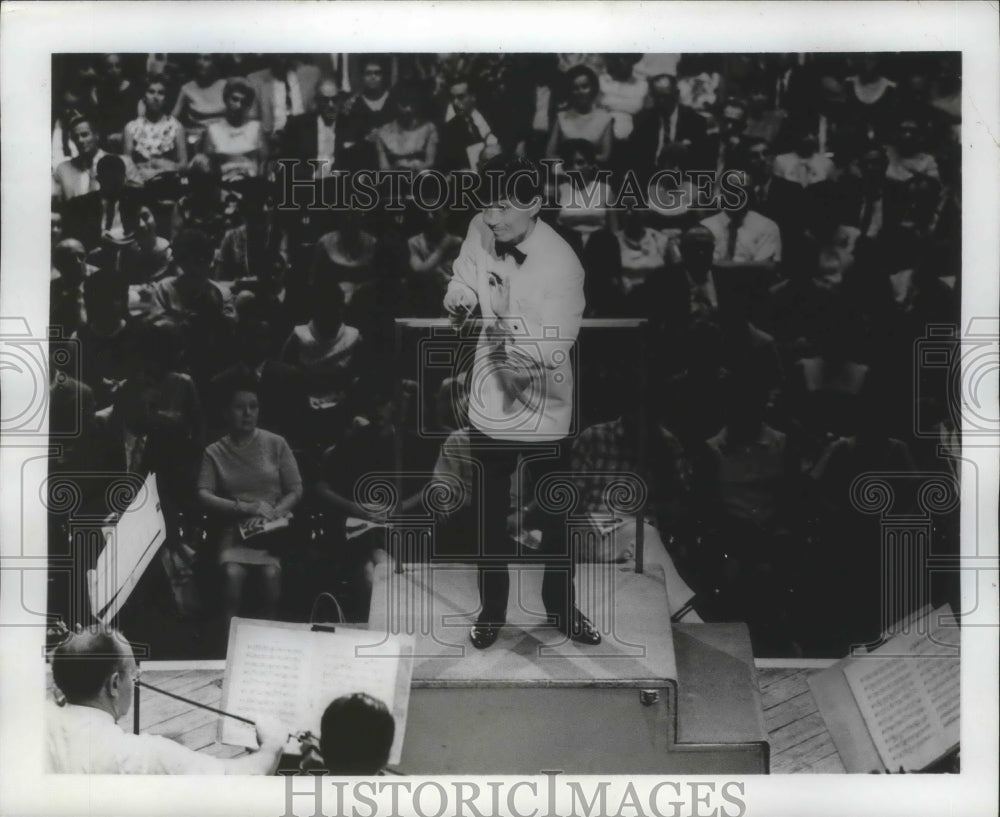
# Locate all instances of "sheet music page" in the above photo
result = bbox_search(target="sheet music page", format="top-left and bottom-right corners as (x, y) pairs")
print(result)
(843, 612), (960, 771)
(220, 620), (410, 764)
(308, 628), (408, 764)
(91, 473), (166, 621)
(221, 623), (314, 747)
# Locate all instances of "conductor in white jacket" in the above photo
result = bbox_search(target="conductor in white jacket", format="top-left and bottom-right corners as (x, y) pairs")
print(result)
(443, 155), (600, 649)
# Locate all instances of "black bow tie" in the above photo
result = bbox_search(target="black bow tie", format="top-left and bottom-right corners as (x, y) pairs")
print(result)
(496, 243), (526, 265)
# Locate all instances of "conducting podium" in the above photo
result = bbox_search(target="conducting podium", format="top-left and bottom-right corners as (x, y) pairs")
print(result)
(368, 558), (768, 773)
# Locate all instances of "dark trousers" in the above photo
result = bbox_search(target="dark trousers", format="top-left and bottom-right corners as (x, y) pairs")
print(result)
(467, 429), (575, 627)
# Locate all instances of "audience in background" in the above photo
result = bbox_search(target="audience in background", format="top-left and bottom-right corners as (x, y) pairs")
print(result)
(47, 52), (961, 658)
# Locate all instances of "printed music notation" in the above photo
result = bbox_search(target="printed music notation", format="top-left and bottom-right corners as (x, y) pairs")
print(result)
(219, 620), (412, 764)
(843, 617), (960, 771)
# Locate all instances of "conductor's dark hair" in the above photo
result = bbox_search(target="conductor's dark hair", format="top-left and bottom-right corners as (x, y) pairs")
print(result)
(477, 154), (544, 208)
(320, 693), (395, 775)
(51, 630), (128, 704)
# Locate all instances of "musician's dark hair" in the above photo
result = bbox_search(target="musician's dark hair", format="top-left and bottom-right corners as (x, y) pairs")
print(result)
(320, 693), (395, 775)
(477, 154), (544, 208)
(51, 629), (128, 704)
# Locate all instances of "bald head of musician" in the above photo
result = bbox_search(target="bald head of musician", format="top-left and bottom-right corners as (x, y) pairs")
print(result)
(47, 627), (286, 774)
(51, 628), (138, 723)
(320, 693), (395, 775)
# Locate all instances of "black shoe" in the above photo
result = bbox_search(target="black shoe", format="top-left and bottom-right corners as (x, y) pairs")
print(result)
(559, 610), (601, 645)
(470, 623), (501, 649)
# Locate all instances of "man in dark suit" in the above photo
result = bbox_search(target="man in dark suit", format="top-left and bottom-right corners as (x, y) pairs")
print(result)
(60, 155), (138, 253)
(279, 78), (348, 180)
(439, 76), (501, 172)
(630, 74), (711, 187)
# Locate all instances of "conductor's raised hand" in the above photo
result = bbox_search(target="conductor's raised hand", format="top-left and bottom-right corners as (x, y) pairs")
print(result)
(444, 285), (477, 322)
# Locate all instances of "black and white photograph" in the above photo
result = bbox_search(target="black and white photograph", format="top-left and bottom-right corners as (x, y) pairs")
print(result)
(1, 3), (997, 816)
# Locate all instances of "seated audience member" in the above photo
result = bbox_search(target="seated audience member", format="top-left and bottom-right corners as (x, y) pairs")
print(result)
(91, 371), (201, 517)
(315, 384), (423, 608)
(74, 269), (137, 409)
(210, 315), (307, 445)
(845, 55), (898, 143)
(374, 81), (439, 173)
(127, 320), (207, 452)
(716, 274), (784, 403)
(789, 309), (869, 466)
(773, 131), (836, 188)
(215, 180), (288, 281)
(149, 228), (228, 321)
(310, 210), (377, 301)
(599, 54), (647, 144)
(169, 154), (227, 243)
(60, 154), (136, 252)
(51, 239), (92, 337)
(615, 205), (669, 300)
(676, 54), (722, 113)
(203, 78), (267, 184)
(247, 56), (320, 144)
(693, 373), (804, 653)
(715, 96), (752, 175)
(91, 54), (141, 153)
(279, 77), (347, 180)
(301, 693), (394, 775)
(673, 223), (719, 325)
(546, 65), (613, 166)
(662, 320), (731, 447)
(767, 241), (844, 353)
(172, 53), (228, 152)
(834, 141), (890, 250)
(123, 75), (188, 183)
(48, 627), (285, 773)
(117, 204), (172, 284)
(644, 142), (702, 231)
(52, 83), (90, 172)
(198, 375), (304, 625)
(406, 209), (464, 317)
(569, 408), (702, 622)
(700, 171), (782, 264)
(53, 116), (107, 204)
(885, 115), (940, 184)
(281, 281), (364, 426)
(555, 139), (616, 243)
(630, 73), (711, 187)
(440, 75), (500, 172)
(339, 57), (394, 172)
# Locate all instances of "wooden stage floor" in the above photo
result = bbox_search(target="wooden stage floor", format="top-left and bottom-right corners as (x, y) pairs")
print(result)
(114, 658), (845, 773)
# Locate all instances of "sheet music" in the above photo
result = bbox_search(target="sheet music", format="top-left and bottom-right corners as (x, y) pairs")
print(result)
(843, 614), (960, 771)
(220, 620), (412, 764)
(89, 473), (166, 622)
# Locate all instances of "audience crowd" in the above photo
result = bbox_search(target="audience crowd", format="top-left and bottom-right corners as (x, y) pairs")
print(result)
(48, 52), (961, 657)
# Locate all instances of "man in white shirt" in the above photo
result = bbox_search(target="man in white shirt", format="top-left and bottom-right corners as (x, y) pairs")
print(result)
(53, 116), (107, 203)
(701, 171), (782, 264)
(47, 628), (285, 774)
(443, 155), (600, 649)
(248, 57), (320, 141)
